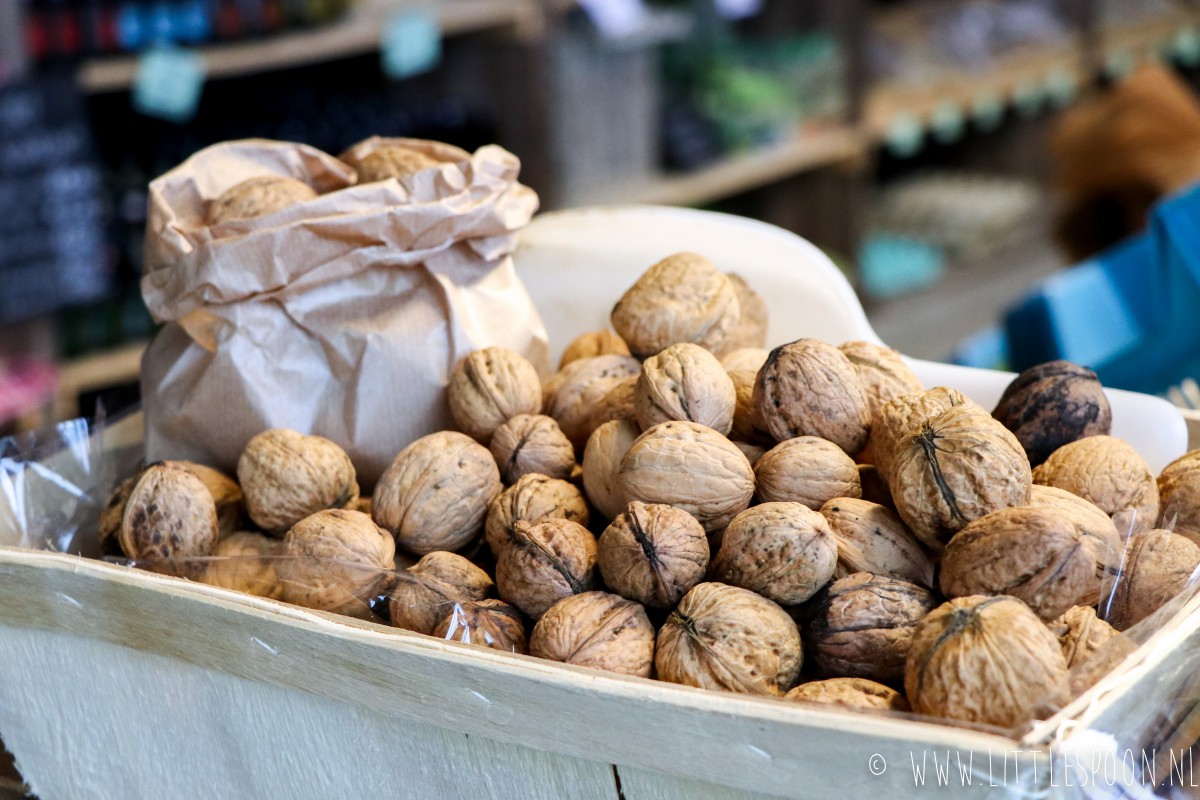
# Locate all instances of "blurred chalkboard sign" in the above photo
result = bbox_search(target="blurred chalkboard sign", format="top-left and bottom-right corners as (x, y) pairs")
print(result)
(0, 75), (111, 324)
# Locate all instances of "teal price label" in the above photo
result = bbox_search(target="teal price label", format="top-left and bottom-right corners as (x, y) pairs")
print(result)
(132, 46), (206, 123)
(885, 113), (924, 159)
(930, 101), (965, 144)
(971, 92), (1005, 132)
(381, 10), (442, 80)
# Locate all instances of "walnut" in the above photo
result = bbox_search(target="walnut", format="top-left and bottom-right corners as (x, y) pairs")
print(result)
(611, 253), (740, 358)
(1156, 450), (1200, 542)
(530, 591), (655, 677)
(494, 518), (598, 619)
(721, 273), (768, 352)
(119, 462), (220, 575)
(200, 531), (283, 599)
(940, 506), (1099, 621)
(597, 501), (709, 609)
(993, 361), (1112, 467)
(447, 347), (543, 444)
(857, 465), (895, 509)
(904, 595), (1069, 728)
(544, 354), (642, 446)
(208, 176), (317, 224)
(807, 572), (937, 683)
(729, 370), (771, 444)
(99, 476), (136, 556)
(635, 343), (736, 435)
(276, 509), (396, 617)
(559, 330), (631, 369)
(484, 473), (589, 557)
(871, 387), (968, 485)
(1107, 529), (1200, 630)
(588, 375), (638, 433)
(237, 429), (359, 536)
(353, 144), (439, 183)
(373, 431), (501, 555)
(1048, 605), (1118, 670)
(838, 341), (924, 423)
(582, 419), (642, 522)
(179, 462), (245, 538)
(754, 436), (861, 510)
(889, 401), (1031, 551)
(754, 339), (872, 455)
(712, 502), (837, 605)
(1033, 436), (1158, 536)
(820, 497), (934, 587)
(785, 678), (911, 713)
(388, 551), (493, 635)
(434, 599), (528, 654)
(616, 421), (755, 533)
(1029, 484), (1122, 600)
(734, 441), (768, 467)
(489, 414), (575, 484)
(655, 582), (802, 695)
(721, 348), (769, 374)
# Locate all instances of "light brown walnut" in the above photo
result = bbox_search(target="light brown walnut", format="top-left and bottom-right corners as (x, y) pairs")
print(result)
(208, 176), (317, 224)
(754, 436), (861, 510)
(200, 531), (283, 599)
(530, 591), (654, 677)
(597, 501), (709, 609)
(785, 678), (911, 713)
(447, 347), (543, 444)
(489, 414), (575, 484)
(276, 509), (396, 617)
(729, 370), (771, 445)
(434, 599), (528, 654)
(1033, 436), (1158, 536)
(871, 387), (968, 485)
(635, 343), (736, 434)
(721, 348), (769, 374)
(388, 551), (493, 635)
(587, 375), (638, 433)
(494, 518), (598, 619)
(1107, 529), (1200, 630)
(838, 341), (924, 423)
(1048, 605), (1118, 670)
(1028, 484), (1122, 603)
(353, 145), (439, 183)
(99, 476), (136, 556)
(559, 330), (631, 369)
(119, 462), (220, 575)
(544, 354), (642, 447)
(582, 419), (642, 523)
(712, 502), (837, 605)
(484, 473), (589, 557)
(1157, 450), (1200, 542)
(720, 273), (768, 353)
(819, 497), (934, 587)
(178, 462), (245, 538)
(237, 429), (359, 536)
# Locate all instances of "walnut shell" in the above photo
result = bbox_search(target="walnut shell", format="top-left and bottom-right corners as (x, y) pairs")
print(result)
(448, 347), (543, 444)
(889, 401), (1032, 551)
(582, 419), (642, 523)
(1157, 450), (1200, 541)
(435, 599), (528, 654)
(200, 531), (283, 599)
(940, 506), (1099, 621)
(734, 441), (768, 467)
(611, 253), (740, 358)
(904, 595), (1069, 729)
(1028, 484), (1122, 601)
(754, 339), (871, 455)
(560, 330), (631, 369)
(276, 509), (396, 617)
(616, 421), (755, 533)
(721, 348), (769, 374)
(530, 591), (655, 677)
(729, 370), (771, 445)
(388, 551), (493, 635)
(838, 341), (924, 423)
(1033, 436), (1158, 536)
(489, 414), (575, 484)
(819, 498), (934, 587)
(99, 476), (136, 556)
(119, 462), (220, 573)
(354, 145), (440, 183)
(1107, 529), (1200, 630)
(712, 502), (837, 605)
(721, 273), (768, 353)
(208, 176), (317, 224)
(238, 429), (359, 536)
(635, 343), (736, 435)
(785, 678), (910, 713)
(754, 436), (862, 510)
(495, 518), (598, 619)
(373, 431), (502, 556)
(871, 387), (969, 485)
(993, 361), (1112, 467)
(484, 473), (590, 557)
(587, 375), (638, 433)
(597, 501), (709, 609)
(545, 354), (642, 446)
(1048, 605), (1118, 670)
(807, 572), (938, 682)
(179, 462), (245, 538)
(655, 582), (802, 695)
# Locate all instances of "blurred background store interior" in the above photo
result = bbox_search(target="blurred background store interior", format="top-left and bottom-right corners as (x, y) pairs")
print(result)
(2, 0), (1200, 436)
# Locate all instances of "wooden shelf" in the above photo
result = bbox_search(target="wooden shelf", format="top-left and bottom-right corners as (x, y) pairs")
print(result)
(78, 0), (538, 93)
(53, 340), (148, 421)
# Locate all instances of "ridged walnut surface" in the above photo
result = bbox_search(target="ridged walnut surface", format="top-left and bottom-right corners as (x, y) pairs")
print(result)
(1033, 435), (1159, 536)
(434, 599), (528, 654)
(207, 176), (317, 224)
(484, 473), (589, 558)
(712, 502), (838, 605)
(237, 429), (358, 536)
(1107, 529), (1200, 630)
(838, 341), (924, 424)
(784, 677), (911, 713)
(494, 518), (598, 619)
(754, 436), (862, 510)
(992, 360), (1112, 467)
(530, 591), (655, 677)
(819, 497), (934, 587)
(277, 509), (396, 617)
(488, 414), (575, 485)
(119, 462), (220, 573)
(447, 347), (543, 444)
(597, 501), (709, 609)
(388, 551), (493, 635)
(635, 343), (736, 435)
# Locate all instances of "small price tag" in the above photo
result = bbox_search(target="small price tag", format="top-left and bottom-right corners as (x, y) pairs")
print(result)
(1012, 78), (1045, 119)
(381, 10), (442, 80)
(884, 113), (923, 159)
(132, 46), (205, 123)
(971, 92), (1004, 132)
(929, 101), (965, 144)
(1175, 26), (1200, 67)
(576, 0), (648, 39)
(1104, 50), (1135, 82)
(713, 0), (763, 21)
(1044, 67), (1078, 110)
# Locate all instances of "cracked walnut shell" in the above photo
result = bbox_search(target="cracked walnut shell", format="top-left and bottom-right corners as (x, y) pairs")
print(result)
(992, 361), (1111, 468)
(819, 497), (934, 587)
(754, 436), (861, 510)
(276, 509), (396, 617)
(435, 599), (528, 654)
(200, 531), (283, 599)
(656, 582), (802, 695)
(448, 347), (543, 444)
(559, 330), (631, 369)
(1033, 436), (1158, 536)
(1107, 529), (1200, 630)
(712, 502), (838, 605)
(208, 176), (317, 224)
(494, 518), (598, 619)
(530, 591), (654, 677)
(635, 343), (735, 435)
(238, 429), (359, 536)
(388, 551), (493, 635)
(489, 414), (575, 484)
(611, 253), (740, 358)
(119, 462), (220, 573)
(597, 501), (709, 609)
(484, 473), (589, 557)
(785, 678), (911, 713)
(838, 341), (924, 423)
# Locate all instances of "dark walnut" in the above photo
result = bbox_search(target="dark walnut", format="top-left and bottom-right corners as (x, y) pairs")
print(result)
(544, 354), (642, 446)
(118, 462), (220, 575)
(1107, 529), (1200, 630)
(447, 347), (543, 444)
(785, 678), (911, 713)
(597, 501), (709, 609)
(237, 428), (359, 536)
(753, 339), (872, 455)
(870, 387), (968, 486)
(838, 341), (924, 424)
(806, 572), (938, 683)
(388, 551), (494, 635)
(734, 441), (768, 467)
(208, 176), (317, 224)
(530, 591), (655, 677)
(721, 273), (768, 353)
(819, 497), (934, 587)
(276, 509), (396, 618)
(904, 595), (1068, 729)
(559, 330), (631, 369)
(582, 419), (642, 523)
(1157, 449), (1200, 543)
(754, 436), (861, 510)
(712, 502), (838, 605)
(484, 473), (589, 558)
(489, 414), (575, 484)
(610, 252), (741, 358)
(992, 360), (1112, 467)
(494, 518), (598, 619)
(1033, 436), (1158, 536)
(635, 343), (736, 435)
(888, 401), (1031, 552)
(1048, 605), (1118, 670)
(434, 599), (528, 654)
(656, 582), (802, 695)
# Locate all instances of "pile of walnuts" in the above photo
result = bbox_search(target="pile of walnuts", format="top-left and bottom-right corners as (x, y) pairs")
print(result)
(103, 252), (1200, 732)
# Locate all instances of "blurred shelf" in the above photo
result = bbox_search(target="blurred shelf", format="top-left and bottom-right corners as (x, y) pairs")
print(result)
(78, 0), (538, 93)
(53, 339), (147, 421)
(1102, 9), (1199, 65)
(594, 125), (868, 208)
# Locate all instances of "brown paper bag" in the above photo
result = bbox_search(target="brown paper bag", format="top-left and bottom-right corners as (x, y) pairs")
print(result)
(140, 137), (548, 487)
